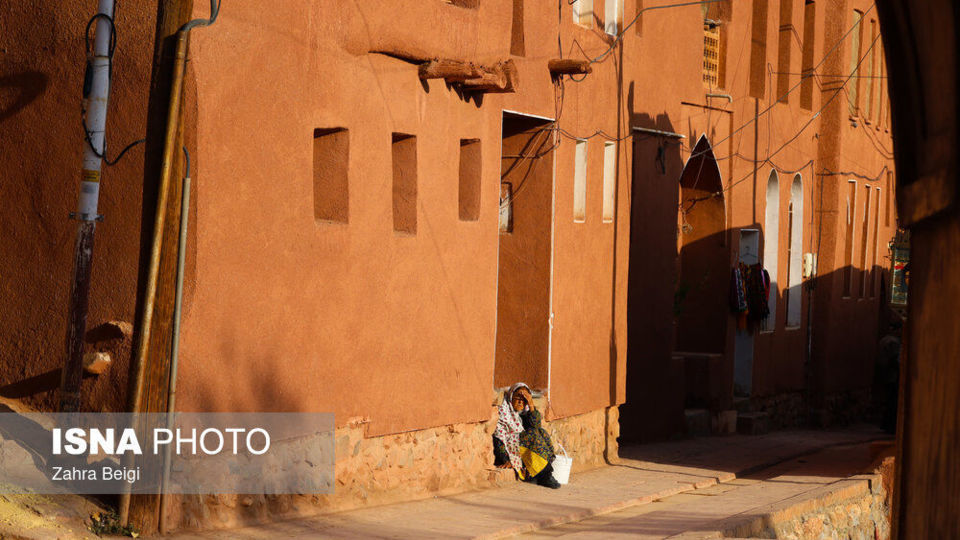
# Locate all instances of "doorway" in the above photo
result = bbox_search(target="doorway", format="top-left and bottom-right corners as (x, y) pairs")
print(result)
(676, 135), (728, 354)
(494, 112), (556, 391)
(734, 229), (759, 396)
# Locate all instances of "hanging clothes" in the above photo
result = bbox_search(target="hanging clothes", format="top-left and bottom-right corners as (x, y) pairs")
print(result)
(729, 266), (749, 330)
(744, 263), (770, 323)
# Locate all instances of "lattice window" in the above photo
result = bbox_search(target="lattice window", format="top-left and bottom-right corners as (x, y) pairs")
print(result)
(703, 25), (721, 87)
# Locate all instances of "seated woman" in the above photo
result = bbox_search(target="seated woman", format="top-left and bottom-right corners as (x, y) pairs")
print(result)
(492, 382), (561, 489)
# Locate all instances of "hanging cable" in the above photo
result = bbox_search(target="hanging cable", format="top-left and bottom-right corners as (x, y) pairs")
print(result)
(683, 31), (883, 211)
(80, 6), (146, 166)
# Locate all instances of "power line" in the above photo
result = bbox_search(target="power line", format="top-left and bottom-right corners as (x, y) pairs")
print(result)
(683, 31), (883, 210)
(684, 3), (876, 163)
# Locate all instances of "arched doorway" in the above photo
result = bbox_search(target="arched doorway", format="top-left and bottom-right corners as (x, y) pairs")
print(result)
(676, 135), (728, 355)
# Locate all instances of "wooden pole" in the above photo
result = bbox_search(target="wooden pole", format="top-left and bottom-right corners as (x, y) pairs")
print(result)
(121, 0), (194, 534)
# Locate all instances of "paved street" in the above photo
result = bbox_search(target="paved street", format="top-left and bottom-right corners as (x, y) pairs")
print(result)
(172, 428), (889, 539)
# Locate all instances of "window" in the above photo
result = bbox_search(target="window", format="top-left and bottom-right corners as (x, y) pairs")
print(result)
(312, 128), (349, 224)
(776, 0), (793, 102)
(392, 133), (417, 234)
(605, 0), (623, 36)
(864, 19), (877, 121)
(762, 171), (780, 332)
(871, 187), (881, 297)
(573, 139), (587, 222)
(573, 0), (593, 28)
(786, 175), (803, 327)
(510, 0), (525, 56)
(859, 184), (870, 297)
(877, 43), (886, 129)
(800, 1), (816, 109)
(749, 0), (769, 98)
(848, 10), (863, 115)
(602, 141), (616, 222)
(635, 0), (643, 36)
(843, 180), (857, 297)
(703, 23), (722, 87)
(885, 170), (892, 226)
(499, 183), (513, 233)
(458, 139), (481, 221)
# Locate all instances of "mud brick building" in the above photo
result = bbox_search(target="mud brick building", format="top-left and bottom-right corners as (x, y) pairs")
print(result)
(0, 0), (895, 533)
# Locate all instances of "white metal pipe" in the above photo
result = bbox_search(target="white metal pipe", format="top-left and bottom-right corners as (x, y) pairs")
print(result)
(77, 0), (115, 218)
(60, 0), (116, 412)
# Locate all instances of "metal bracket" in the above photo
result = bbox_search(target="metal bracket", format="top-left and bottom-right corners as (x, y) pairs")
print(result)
(69, 212), (104, 222)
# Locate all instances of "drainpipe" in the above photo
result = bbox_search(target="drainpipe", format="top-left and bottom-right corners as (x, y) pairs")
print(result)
(118, 0), (220, 527)
(158, 148), (190, 534)
(60, 0), (115, 412)
(706, 92), (733, 103)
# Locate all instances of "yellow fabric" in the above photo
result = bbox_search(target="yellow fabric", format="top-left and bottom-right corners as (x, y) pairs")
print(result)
(519, 445), (550, 478)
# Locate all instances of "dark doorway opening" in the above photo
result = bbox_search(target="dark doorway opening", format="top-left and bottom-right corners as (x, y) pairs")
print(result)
(494, 112), (555, 392)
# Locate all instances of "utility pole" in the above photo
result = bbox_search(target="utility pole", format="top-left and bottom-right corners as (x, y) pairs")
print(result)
(60, 0), (116, 412)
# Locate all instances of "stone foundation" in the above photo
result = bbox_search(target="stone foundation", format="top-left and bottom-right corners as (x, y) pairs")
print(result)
(770, 475), (891, 540)
(746, 391), (805, 429)
(741, 387), (878, 431)
(724, 469), (892, 540)
(163, 405), (619, 533)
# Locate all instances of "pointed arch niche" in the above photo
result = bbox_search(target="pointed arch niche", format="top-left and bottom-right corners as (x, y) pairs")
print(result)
(676, 135), (727, 354)
(785, 174), (804, 328)
(762, 170), (780, 332)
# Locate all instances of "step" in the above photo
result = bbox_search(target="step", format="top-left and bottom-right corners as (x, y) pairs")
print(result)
(737, 411), (771, 435)
(684, 408), (711, 437)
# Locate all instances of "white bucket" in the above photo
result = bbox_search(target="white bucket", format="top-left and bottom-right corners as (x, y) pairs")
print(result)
(552, 442), (572, 485)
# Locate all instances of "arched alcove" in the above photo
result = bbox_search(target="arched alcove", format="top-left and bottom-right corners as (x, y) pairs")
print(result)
(676, 135), (727, 354)
(785, 174), (803, 327)
(762, 170), (780, 332)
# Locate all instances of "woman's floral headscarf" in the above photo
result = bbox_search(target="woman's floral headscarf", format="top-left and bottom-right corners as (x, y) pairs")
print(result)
(494, 382), (529, 476)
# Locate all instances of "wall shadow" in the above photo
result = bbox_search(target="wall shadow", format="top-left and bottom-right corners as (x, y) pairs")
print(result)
(0, 71), (48, 123)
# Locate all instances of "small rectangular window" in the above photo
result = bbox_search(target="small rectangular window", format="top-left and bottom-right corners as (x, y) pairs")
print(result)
(602, 142), (616, 223)
(885, 170), (892, 226)
(703, 24), (721, 87)
(605, 0), (623, 36)
(776, 0), (793, 102)
(510, 0), (525, 56)
(312, 128), (349, 224)
(848, 10), (863, 115)
(573, 139), (588, 222)
(859, 184), (871, 297)
(392, 133), (418, 234)
(843, 180), (857, 297)
(458, 139), (482, 221)
(800, 1), (816, 109)
(499, 183), (513, 233)
(573, 0), (594, 28)
(864, 19), (877, 121)
(749, 0), (769, 98)
(635, 0), (643, 36)
(877, 43), (886, 129)
(871, 187), (881, 297)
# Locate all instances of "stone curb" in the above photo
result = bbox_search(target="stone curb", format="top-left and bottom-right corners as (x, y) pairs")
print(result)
(476, 434), (888, 540)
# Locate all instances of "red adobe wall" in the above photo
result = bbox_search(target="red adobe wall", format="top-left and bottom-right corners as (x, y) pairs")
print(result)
(0, 1), (157, 412)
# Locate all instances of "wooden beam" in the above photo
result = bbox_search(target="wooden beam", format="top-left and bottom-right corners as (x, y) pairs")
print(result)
(463, 60), (518, 93)
(418, 59), (483, 81)
(548, 58), (592, 76)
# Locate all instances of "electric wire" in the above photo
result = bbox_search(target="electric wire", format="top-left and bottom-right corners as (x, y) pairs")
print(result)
(683, 3), (877, 163)
(683, 31), (883, 211)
